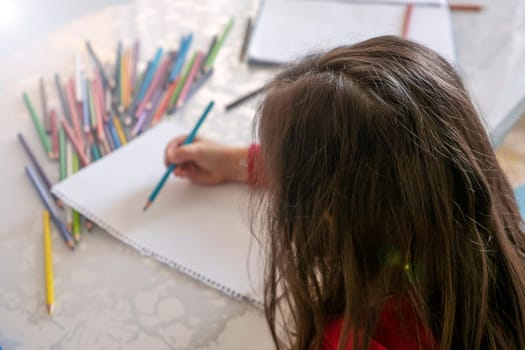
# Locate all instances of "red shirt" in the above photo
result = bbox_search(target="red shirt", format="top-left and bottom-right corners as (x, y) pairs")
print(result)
(322, 301), (437, 350)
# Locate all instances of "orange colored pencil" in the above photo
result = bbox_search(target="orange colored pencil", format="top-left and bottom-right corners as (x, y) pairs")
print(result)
(402, 4), (414, 39)
(122, 49), (131, 109)
(151, 79), (179, 125)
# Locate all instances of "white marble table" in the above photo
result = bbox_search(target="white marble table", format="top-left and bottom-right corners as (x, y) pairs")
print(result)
(1, 0), (524, 349)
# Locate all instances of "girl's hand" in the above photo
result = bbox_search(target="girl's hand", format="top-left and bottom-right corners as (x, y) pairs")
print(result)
(164, 135), (248, 185)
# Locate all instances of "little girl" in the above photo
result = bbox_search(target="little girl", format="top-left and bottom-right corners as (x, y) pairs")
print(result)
(165, 36), (525, 350)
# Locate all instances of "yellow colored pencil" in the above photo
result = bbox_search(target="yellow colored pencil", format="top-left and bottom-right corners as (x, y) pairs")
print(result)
(113, 116), (127, 145)
(43, 210), (55, 315)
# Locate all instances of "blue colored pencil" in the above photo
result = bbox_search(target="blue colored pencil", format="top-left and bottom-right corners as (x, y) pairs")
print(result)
(143, 101), (214, 211)
(25, 165), (75, 250)
(108, 118), (121, 149)
(55, 74), (73, 125)
(132, 48), (163, 116)
(82, 73), (90, 133)
(168, 34), (193, 83)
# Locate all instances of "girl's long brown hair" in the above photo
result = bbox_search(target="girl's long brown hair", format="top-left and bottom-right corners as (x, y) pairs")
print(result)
(255, 36), (525, 350)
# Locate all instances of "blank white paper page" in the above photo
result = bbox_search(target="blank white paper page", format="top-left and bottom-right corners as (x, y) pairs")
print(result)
(52, 121), (265, 303)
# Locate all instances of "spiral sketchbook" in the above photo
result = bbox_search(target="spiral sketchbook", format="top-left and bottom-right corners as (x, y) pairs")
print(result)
(52, 122), (265, 304)
(247, 0), (455, 65)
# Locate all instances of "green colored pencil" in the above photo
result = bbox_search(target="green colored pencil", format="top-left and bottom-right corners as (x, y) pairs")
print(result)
(167, 53), (197, 111)
(58, 126), (67, 181)
(88, 80), (97, 130)
(23, 92), (52, 157)
(202, 17), (234, 71)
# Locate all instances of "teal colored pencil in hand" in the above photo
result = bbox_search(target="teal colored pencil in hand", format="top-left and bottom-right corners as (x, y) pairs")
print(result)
(143, 101), (215, 211)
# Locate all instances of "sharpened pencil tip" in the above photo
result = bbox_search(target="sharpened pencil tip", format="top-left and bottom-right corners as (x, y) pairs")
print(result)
(143, 201), (152, 212)
(47, 303), (54, 315)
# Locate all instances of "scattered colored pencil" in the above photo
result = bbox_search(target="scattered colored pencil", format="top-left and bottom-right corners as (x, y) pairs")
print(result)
(132, 48), (163, 116)
(449, 3), (483, 11)
(225, 86), (264, 111)
(168, 53), (197, 112)
(203, 18), (234, 71)
(151, 78), (179, 125)
(39, 78), (50, 133)
(239, 17), (253, 62)
(43, 210), (55, 315)
(82, 74), (90, 133)
(168, 34), (193, 83)
(23, 92), (52, 158)
(135, 57), (171, 118)
(143, 101), (214, 211)
(112, 116), (127, 145)
(55, 74), (73, 125)
(25, 165), (75, 250)
(50, 110), (59, 160)
(130, 40), (140, 93)
(75, 55), (83, 102)
(18, 133), (63, 209)
(186, 68), (214, 104)
(58, 126), (67, 181)
(60, 119), (90, 167)
(402, 4), (414, 39)
(176, 52), (204, 108)
(201, 36), (217, 73)
(86, 41), (113, 90)
(114, 42), (122, 111)
(66, 79), (84, 151)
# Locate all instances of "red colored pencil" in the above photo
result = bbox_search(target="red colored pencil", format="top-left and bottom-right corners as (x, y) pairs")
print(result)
(60, 119), (90, 167)
(50, 109), (59, 160)
(402, 4), (414, 39)
(151, 78), (179, 125)
(176, 52), (204, 108)
(90, 77), (105, 141)
(66, 79), (84, 151)
(449, 3), (483, 11)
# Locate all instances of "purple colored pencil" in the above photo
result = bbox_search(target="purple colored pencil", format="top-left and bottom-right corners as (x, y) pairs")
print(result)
(185, 68), (214, 104)
(25, 165), (74, 250)
(132, 89), (163, 136)
(18, 133), (52, 190)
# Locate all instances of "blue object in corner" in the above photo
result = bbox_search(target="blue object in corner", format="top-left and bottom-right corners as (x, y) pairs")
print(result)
(515, 184), (525, 219)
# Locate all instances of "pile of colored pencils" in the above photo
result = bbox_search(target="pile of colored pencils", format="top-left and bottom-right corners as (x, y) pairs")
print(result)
(19, 19), (234, 315)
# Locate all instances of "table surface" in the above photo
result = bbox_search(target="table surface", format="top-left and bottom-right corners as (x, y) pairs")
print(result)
(1, 0), (524, 349)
